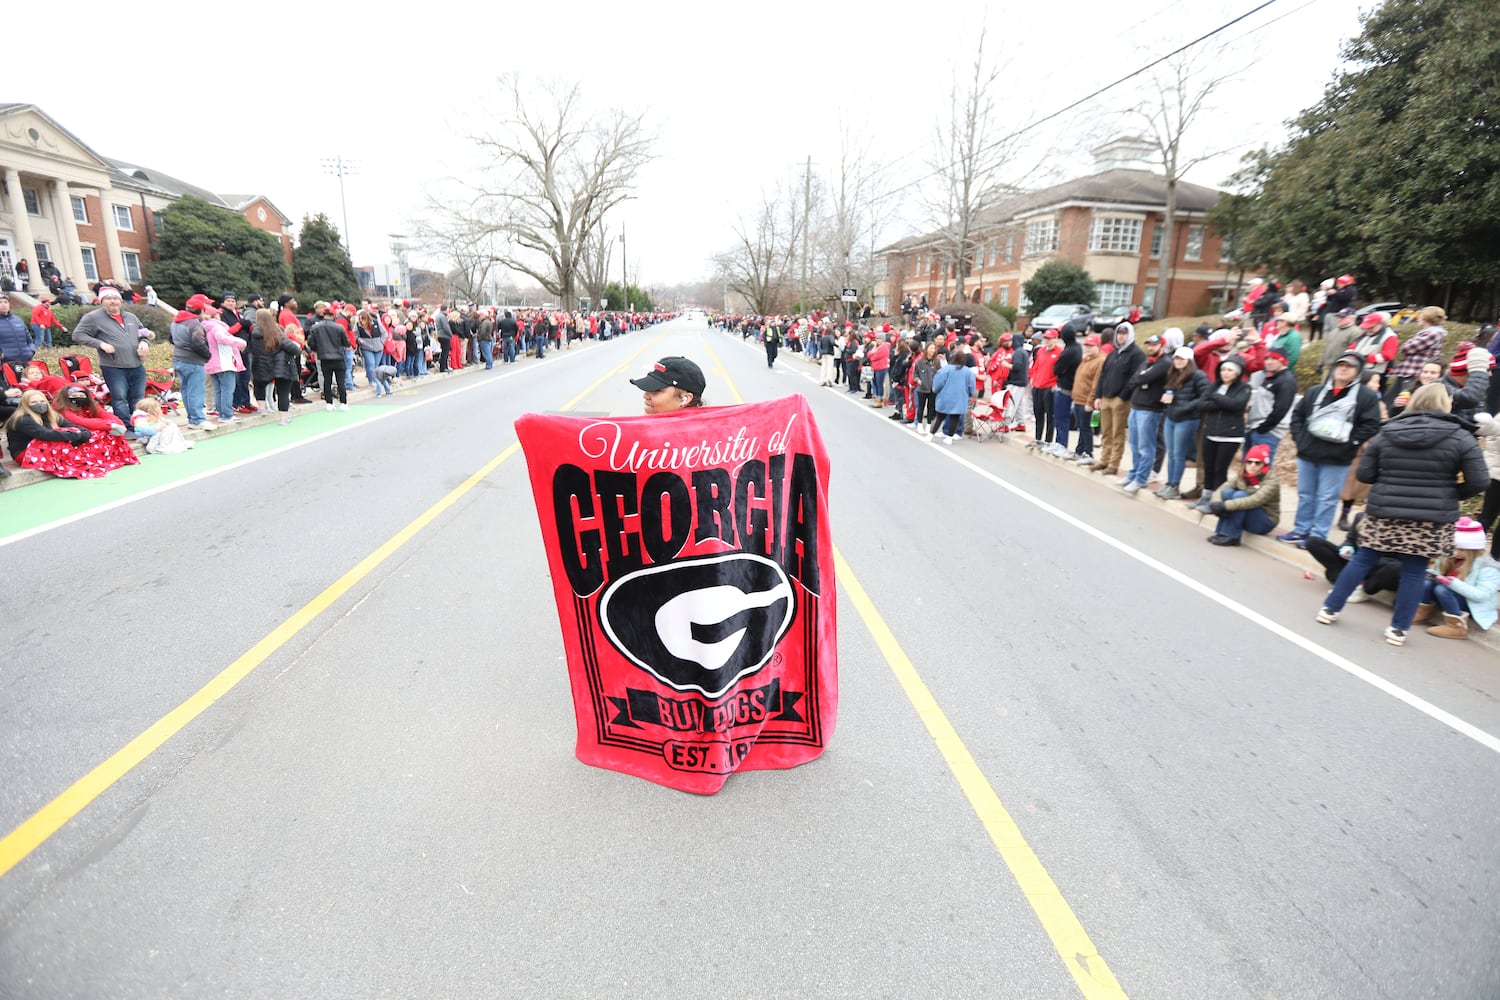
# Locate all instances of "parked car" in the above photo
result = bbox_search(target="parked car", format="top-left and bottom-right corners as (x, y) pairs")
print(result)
(1028, 303), (1092, 334)
(1091, 305), (1155, 332)
(1354, 301), (1416, 325)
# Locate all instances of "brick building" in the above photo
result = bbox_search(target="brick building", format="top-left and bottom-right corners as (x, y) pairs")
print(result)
(879, 138), (1250, 319)
(0, 104), (292, 297)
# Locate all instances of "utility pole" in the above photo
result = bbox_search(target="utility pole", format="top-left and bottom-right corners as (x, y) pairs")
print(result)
(619, 223), (627, 312)
(320, 156), (358, 254)
(801, 156), (811, 318)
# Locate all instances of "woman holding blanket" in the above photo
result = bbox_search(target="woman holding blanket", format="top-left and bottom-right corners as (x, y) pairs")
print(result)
(631, 356), (707, 414)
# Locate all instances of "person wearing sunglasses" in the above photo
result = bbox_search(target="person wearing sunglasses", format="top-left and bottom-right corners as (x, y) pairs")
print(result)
(1204, 443), (1281, 546)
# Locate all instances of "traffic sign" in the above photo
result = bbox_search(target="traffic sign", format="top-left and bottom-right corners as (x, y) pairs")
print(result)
(840, 288), (857, 303)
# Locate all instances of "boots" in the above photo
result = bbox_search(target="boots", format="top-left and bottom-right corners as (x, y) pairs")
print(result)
(1337, 502), (1354, 532)
(1427, 613), (1470, 639)
(1411, 603), (1436, 625)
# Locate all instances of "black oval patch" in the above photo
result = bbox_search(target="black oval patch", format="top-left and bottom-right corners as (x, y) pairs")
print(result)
(598, 553), (796, 697)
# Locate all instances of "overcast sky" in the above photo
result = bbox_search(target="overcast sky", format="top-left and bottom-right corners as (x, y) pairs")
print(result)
(43, 0), (1373, 290)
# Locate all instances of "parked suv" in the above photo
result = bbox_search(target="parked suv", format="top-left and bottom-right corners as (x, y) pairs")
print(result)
(1028, 303), (1092, 334)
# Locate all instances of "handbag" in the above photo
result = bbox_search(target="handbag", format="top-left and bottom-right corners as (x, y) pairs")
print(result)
(1307, 384), (1357, 443)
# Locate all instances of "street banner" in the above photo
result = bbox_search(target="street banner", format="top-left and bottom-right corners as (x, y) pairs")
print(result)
(514, 396), (837, 794)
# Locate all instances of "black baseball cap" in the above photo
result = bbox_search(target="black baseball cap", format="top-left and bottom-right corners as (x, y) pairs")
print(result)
(631, 356), (706, 396)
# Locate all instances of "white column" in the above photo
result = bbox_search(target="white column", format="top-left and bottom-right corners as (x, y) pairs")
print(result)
(4, 168), (38, 290)
(99, 192), (124, 284)
(48, 182), (88, 288)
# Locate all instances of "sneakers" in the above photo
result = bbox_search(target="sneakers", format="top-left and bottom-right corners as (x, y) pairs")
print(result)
(326, 403), (335, 412)
(340, 403), (349, 412)
(1155, 484), (1181, 500)
(1207, 533), (1241, 546)
(1316, 607), (1338, 625)
(1070, 452), (1093, 463)
(278, 417), (292, 426)
(1383, 626), (1406, 646)
(1122, 481), (1143, 494)
(1345, 586), (1371, 604)
(1277, 531), (1308, 544)
(942, 435), (955, 446)
(199, 420), (218, 431)
(1025, 439), (1043, 450)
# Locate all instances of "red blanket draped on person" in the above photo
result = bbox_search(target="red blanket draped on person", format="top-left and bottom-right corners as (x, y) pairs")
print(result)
(514, 395), (838, 794)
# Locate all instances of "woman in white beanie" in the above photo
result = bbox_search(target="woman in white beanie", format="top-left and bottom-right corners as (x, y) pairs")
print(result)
(1416, 517), (1500, 639)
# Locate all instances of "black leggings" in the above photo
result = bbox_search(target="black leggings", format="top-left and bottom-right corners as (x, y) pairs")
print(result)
(320, 358), (347, 404)
(272, 377), (294, 413)
(915, 390), (937, 424)
(1201, 438), (1241, 494)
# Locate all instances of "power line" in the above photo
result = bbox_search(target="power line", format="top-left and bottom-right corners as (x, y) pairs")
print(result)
(870, 0), (1284, 209)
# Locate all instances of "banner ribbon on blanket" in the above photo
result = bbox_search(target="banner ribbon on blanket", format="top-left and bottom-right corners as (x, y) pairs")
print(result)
(514, 394), (838, 794)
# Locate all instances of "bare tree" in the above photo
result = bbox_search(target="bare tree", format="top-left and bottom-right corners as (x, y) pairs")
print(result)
(925, 29), (1027, 304)
(429, 75), (653, 310)
(577, 223), (615, 308)
(716, 180), (811, 316)
(808, 129), (886, 313)
(1136, 50), (1235, 314)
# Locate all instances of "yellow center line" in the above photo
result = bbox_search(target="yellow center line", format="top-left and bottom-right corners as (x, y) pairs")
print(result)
(0, 335), (665, 880)
(708, 332), (1128, 1000)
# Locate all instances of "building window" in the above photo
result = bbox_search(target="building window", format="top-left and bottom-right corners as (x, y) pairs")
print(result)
(33, 242), (50, 266)
(113, 204), (135, 231)
(80, 247), (98, 282)
(71, 196), (88, 223)
(120, 250), (142, 283)
(1004, 233), (1014, 262)
(1184, 225), (1204, 262)
(1220, 234), (1234, 264)
(1088, 216), (1142, 254)
(1142, 286), (1157, 311)
(152, 211), (164, 234)
(999, 286), (1010, 307)
(1150, 224), (1163, 258)
(1024, 219), (1059, 255)
(23, 188), (42, 216)
(1095, 281), (1135, 310)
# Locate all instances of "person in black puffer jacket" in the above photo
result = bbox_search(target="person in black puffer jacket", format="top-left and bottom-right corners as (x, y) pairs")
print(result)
(1049, 326), (1082, 454)
(1188, 355), (1253, 508)
(1315, 382), (1489, 646)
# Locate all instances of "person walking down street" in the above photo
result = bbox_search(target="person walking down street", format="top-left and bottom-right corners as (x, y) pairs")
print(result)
(1417, 518), (1500, 640)
(1204, 443), (1280, 546)
(0, 292), (32, 365)
(764, 321), (781, 369)
(1281, 352), (1384, 548)
(1316, 383), (1488, 646)
(1089, 323), (1141, 477)
(818, 326), (837, 386)
(1121, 334), (1173, 494)
(930, 349), (977, 445)
(71, 287), (153, 424)
(204, 303), (247, 423)
(1156, 346), (1210, 499)
(308, 302), (350, 411)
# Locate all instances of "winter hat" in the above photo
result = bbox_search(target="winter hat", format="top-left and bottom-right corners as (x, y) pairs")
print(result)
(1219, 355), (1246, 375)
(1265, 351), (1288, 365)
(1449, 354), (1468, 374)
(1173, 346), (1193, 361)
(1243, 444), (1271, 464)
(1454, 517), (1485, 550)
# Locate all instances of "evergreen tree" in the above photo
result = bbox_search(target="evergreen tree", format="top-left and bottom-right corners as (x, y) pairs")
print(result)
(1021, 261), (1096, 315)
(293, 214), (360, 303)
(600, 281), (653, 311)
(1235, 0), (1500, 315)
(150, 195), (291, 304)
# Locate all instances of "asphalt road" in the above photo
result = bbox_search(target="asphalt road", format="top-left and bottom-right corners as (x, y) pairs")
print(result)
(2, 315), (1497, 999)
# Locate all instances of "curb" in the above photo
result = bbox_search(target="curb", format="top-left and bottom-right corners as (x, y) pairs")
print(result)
(767, 340), (1499, 657)
(0, 359), (495, 493)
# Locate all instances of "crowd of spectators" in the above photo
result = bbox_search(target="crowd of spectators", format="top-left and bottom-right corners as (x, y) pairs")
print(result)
(713, 282), (1500, 647)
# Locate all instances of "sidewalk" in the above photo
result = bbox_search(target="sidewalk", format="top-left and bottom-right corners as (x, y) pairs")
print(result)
(782, 344), (1499, 656)
(0, 360), (489, 493)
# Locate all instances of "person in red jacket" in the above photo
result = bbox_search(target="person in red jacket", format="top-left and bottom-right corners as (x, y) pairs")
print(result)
(1026, 328), (1062, 448)
(867, 329), (892, 406)
(27, 294), (67, 349)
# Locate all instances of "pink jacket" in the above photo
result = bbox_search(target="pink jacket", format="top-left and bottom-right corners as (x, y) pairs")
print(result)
(205, 318), (247, 374)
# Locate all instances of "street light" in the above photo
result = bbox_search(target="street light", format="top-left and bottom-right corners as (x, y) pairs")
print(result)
(388, 233), (409, 302)
(319, 155), (358, 254)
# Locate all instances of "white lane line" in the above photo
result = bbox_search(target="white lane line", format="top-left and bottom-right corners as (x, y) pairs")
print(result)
(721, 332), (1500, 757)
(0, 345), (614, 550)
